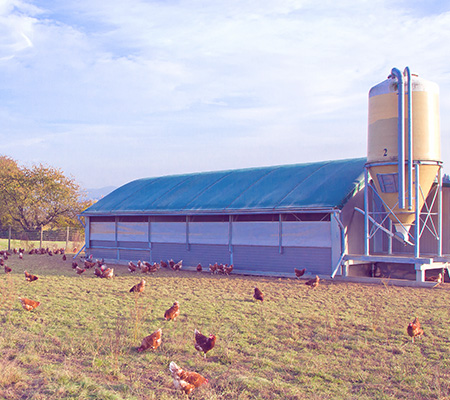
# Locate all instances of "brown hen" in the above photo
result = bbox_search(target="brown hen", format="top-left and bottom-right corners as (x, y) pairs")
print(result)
(194, 329), (216, 358)
(169, 361), (208, 395)
(253, 287), (264, 302)
(138, 328), (162, 352)
(24, 270), (38, 282)
(407, 317), (424, 343)
(18, 297), (40, 311)
(164, 301), (180, 321)
(130, 279), (146, 293)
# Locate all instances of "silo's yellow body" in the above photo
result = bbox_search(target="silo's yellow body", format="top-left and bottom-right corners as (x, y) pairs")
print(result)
(367, 73), (440, 237)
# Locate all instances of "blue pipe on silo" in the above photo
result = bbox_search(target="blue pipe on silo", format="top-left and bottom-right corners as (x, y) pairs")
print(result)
(404, 66), (413, 210)
(391, 67), (405, 209)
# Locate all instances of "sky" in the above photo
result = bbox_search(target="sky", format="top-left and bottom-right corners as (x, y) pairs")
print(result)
(1, 0), (450, 190)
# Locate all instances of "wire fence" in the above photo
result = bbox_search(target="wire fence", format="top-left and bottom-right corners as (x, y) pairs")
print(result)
(0, 227), (85, 251)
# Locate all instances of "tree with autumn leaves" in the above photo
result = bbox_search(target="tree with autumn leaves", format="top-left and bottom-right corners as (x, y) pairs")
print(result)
(0, 156), (92, 230)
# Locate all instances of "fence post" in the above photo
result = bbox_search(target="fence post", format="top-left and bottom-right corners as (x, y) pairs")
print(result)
(40, 226), (43, 249)
(8, 227), (11, 251)
(66, 226), (69, 251)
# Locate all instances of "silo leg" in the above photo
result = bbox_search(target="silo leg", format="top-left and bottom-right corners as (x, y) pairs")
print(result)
(415, 265), (425, 283)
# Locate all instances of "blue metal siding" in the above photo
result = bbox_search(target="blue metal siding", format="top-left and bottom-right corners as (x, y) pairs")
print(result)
(119, 248), (151, 262)
(90, 240), (116, 248)
(90, 247), (117, 260)
(232, 245), (332, 276)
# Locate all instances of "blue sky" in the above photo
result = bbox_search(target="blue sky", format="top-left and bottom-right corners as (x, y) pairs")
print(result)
(1, 0), (450, 189)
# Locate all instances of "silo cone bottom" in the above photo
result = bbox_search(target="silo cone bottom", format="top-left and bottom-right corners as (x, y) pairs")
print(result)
(394, 223), (412, 244)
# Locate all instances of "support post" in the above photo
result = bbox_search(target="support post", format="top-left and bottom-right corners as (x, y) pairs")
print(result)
(115, 217), (119, 261)
(228, 215), (233, 265)
(186, 216), (190, 251)
(364, 167), (370, 255)
(8, 227), (11, 251)
(278, 214), (283, 254)
(388, 219), (393, 255)
(66, 226), (69, 251)
(414, 164), (420, 258)
(438, 166), (443, 257)
(416, 265), (425, 283)
(40, 226), (43, 249)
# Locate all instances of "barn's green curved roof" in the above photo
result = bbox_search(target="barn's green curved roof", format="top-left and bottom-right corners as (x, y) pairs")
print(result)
(82, 157), (366, 216)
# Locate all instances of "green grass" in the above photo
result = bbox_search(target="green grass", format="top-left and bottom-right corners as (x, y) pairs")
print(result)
(1, 254), (450, 399)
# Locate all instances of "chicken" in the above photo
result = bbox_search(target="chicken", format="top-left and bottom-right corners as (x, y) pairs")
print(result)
(130, 279), (146, 293)
(75, 266), (86, 275)
(196, 263), (202, 272)
(128, 261), (138, 273)
(62, 254), (67, 261)
(72, 261), (78, 269)
(294, 268), (306, 278)
(194, 329), (216, 358)
(407, 317), (424, 343)
(24, 270), (38, 282)
(253, 287), (264, 302)
(217, 264), (224, 274)
(305, 275), (320, 288)
(18, 297), (40, 311)
(84, 260), (96, 269)
(138, 328), (162, 352)
(169, 361), (208, 395)
(209, 263), (217, 274)
(168, 259), (175, 269)
(94, 267), (104, 277)
(172, 260), (182, 271)
(164, 301), (180, 321)
(150, 262), (160, 273)
(102, 267), (114, 279)
(160, 260), (168, 268)
(19, 252), (23, 260)
(427, 272), (443, 287)
(224, 264), (233, 275)
(142, 261), (159, 273)
(5, 265), (12, 273)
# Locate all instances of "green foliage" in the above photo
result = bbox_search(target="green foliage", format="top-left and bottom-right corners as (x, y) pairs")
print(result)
(1, 256), (450, 399)
(0, 156), (91, 230)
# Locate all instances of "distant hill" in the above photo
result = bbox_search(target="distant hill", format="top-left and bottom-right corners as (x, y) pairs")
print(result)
(85, 186), (117, 201)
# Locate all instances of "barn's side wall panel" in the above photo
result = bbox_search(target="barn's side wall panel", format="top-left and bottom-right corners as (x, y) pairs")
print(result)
(86, 216), (336, 276)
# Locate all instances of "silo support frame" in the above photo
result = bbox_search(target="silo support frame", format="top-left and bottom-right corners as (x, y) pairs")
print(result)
(360, 162), (444, 281)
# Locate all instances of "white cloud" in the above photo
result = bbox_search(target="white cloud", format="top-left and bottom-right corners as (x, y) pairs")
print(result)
(0, 0), (450, 187)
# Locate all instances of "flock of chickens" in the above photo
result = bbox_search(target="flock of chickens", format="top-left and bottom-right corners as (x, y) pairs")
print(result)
(4, 247), (428, 395)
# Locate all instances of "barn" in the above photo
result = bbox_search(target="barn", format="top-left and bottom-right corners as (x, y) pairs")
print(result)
(81, 157), (368, 277)
(81, 68), (450, 283)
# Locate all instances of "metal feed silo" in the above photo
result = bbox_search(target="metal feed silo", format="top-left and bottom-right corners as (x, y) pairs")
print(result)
(367, 67), (441, 242)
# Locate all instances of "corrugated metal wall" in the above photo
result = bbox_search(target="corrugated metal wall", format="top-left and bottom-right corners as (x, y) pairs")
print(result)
(232, 245), (331, 275)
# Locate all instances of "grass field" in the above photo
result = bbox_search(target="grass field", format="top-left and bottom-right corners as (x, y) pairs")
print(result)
(1, 253), (450, 399)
